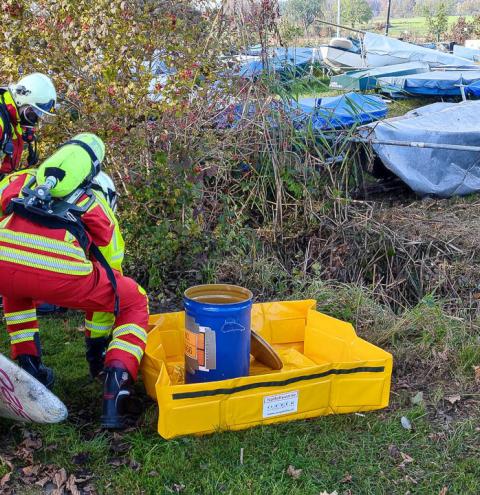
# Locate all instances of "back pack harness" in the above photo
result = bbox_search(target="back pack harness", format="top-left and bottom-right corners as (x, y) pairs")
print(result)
(0, 90), (39, 169)
(0, 93), (14, 160)
(5, 142), (120, 316)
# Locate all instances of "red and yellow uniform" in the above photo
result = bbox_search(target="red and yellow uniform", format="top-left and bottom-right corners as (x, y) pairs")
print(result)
(0, 172), (148, 380)
(0, 91), (24, 175)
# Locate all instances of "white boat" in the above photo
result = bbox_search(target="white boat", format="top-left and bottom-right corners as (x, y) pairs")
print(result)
(321, 33), (474, 72)
(320, 37), (399, 71)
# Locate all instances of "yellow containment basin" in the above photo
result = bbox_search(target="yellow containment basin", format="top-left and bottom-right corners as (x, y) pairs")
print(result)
(141, 300), (393, 439)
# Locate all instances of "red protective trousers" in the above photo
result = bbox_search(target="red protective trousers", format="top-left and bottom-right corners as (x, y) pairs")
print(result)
(0, 262), (148, 380)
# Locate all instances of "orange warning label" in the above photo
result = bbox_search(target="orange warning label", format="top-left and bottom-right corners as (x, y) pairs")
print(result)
(197, 333), (205, 367)
(185, 330), (197, 359)
(185, 328), (212, 369)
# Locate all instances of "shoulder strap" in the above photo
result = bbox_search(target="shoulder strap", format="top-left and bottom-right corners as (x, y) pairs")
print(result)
(7, 188), (120, 316)
(62, 139), (101, 179)
(0, 93), (13, 149)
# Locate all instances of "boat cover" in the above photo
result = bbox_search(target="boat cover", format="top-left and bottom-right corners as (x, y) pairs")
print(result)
(288, 92), (387, 130)
(234, 47), (316, 79)
(466, 80), (480, 97)
(217, 93), (387, 130)
(364, 33), (474, 67)
(362, 100), (480, 197)
(330, 62), (429, 91)
(377, 70), (480, 96)
(453, 45), (480, 61)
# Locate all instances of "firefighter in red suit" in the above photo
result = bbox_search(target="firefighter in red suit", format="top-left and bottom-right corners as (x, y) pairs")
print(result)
(0, 133), (149, 429)
(0, 73), (56, 177)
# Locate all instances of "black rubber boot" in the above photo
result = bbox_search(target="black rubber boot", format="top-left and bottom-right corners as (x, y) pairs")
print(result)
(100, 366), (133, 430)
(17, 355), (55, 390)
(85, 337), (109, 379)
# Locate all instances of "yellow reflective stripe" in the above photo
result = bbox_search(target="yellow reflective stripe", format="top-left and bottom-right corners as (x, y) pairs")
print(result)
(9, 328), (39, 343)
(0, 182), (9, 196)
(85, 320), (112, 332)
(0, 229), (86, 261)
(112, 324), (147, 344)
(108, 340), (144, 363)
(77, 196), (90, 207)
(5, 308), (36, 318)
(0, 215), (13, 229)
(112, 229), (118, 251)
(0, 246), (93, 275)
(5, 309), (37, 324)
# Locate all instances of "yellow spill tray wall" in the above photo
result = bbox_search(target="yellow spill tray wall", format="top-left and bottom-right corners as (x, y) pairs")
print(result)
(141, 300), (393, 439)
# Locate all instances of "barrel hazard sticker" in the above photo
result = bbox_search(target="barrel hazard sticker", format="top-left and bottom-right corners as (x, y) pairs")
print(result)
(184, 327), (215, 370)
(263, 391), (298, 418)
(185, 330), (203, 362)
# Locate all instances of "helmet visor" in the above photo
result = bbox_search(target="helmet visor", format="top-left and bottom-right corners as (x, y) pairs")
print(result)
(32, 99), (56, 117)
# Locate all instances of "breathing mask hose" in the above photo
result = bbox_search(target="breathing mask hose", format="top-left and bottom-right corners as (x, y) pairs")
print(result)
(23, 128), (39, 166)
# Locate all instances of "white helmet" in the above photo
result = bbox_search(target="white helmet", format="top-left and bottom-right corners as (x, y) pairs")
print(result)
(92, 172), (118, 211)
(9, 73), (56, 116)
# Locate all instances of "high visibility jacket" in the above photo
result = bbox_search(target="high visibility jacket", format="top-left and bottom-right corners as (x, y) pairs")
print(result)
(0, 91), (24, 175)
(0, 171), (125, 276)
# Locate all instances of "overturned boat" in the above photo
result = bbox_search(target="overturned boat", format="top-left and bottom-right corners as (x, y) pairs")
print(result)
(377, 69), (480, 97)
(216, 92), (387, 131)
(286, 92), (388, 131)
(329, 62), (429, 91)
(321, 32), (474, 72)
(361, 100), (480, 197)
(231, 47), (320, 79)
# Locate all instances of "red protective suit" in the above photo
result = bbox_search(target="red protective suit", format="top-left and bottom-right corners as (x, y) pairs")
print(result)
(0, 174), (148, 380)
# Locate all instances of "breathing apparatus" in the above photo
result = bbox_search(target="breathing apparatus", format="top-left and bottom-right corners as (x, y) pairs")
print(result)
(7, 133), (120, 315)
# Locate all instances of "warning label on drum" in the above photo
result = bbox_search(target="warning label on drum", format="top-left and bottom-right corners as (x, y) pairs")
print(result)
(185, 330), (198, 360)
(263, 391), (298, 418)
(184, 326), (216, 371)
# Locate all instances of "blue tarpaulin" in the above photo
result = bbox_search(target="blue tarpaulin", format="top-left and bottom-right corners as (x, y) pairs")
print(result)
(363, 100), (480, 197)
(378, 70), (480, 97)
(233, 47), (316, 79)
(217, 92), (388, 131)
(466, 80), (480, 97)
(287, 92), (388, 130)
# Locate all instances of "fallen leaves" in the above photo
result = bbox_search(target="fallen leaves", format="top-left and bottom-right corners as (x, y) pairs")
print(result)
(474, 366), (480, 385)
(339, 473), (352, 483)
(66, 474), (82, 495)
(0, 472), (12, 488)
(54, 467), (68, 488)
(0, 433), (97, 495)
(14, 431), (43, 464)
(445, 394), (461, 405)
(398, 452), (415, 470)
(439, 487), (448, 495)
(286, 465), (302, 479)
(388, 444), (401, 459)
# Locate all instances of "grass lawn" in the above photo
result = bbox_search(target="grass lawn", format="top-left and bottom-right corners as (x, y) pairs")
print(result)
(374, 16), (474, 38)
(1, 301), (479, 494)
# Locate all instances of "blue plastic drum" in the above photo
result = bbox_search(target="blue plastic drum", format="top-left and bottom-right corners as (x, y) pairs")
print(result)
(183, 284), (253, 384)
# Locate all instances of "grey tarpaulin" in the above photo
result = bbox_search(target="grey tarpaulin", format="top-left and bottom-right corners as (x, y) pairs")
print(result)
(361, 100), (480, 197)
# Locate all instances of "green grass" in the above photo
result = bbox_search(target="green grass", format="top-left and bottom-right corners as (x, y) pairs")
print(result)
(374, 15), (474, 37)
(1, 287), (479, 494)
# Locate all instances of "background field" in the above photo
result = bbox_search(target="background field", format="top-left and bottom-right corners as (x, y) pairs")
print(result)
(374, 15), (474, 37)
